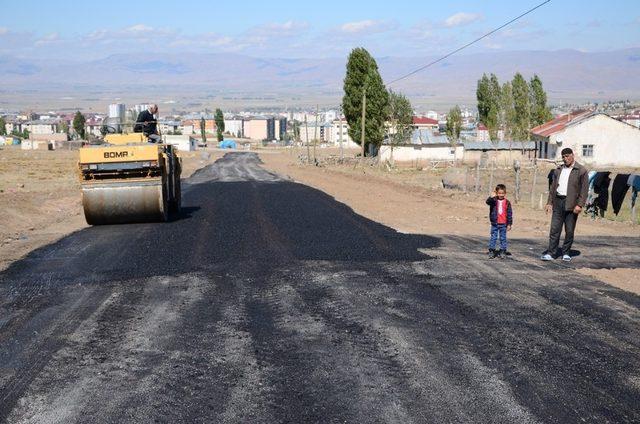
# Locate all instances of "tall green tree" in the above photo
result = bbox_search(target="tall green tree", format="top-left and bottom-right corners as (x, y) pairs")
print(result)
(499, 81), (515, 140)
(476, 73), (500, 141)
(476, 74), (490, 128)
(72, 111), (86, 139)
(511, 72), (530, 141)
(214, 108), (225, 142)
(59, 120), (69, 135)
(292, 121), (300, 143)
(446, 105), (462, 143)
(386, 90), (413, 165)
(0, 116), (6, 136)
(529, 74), (552, 127)
(342, 47), (389, 155)
(487, 74), (501, 140)
(387, 90), (413, 144)
(200, 117), (207, 145)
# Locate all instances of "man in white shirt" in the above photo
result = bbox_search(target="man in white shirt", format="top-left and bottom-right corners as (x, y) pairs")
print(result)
(541, 148), (589, 262)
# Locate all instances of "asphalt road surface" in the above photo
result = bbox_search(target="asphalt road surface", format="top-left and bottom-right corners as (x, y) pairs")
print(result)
(1, 152), (639, 423)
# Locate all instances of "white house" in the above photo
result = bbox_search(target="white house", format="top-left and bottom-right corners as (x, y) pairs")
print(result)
(164, 135), (197, 151)
(378, 129), (463, 163)
(531, 111), (640, 167)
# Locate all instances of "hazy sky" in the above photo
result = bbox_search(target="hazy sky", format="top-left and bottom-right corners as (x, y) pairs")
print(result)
(1, 0), (638, 59)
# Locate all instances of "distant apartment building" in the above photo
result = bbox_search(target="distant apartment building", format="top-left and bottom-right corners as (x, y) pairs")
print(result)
(244, 117), (269, 140)
(4, 119), (24, 135)
(224, 117), (244, 138)
(327, 119), (358, 148)
(27, 119), (60, 135)
(290, 112), (317, 124)
(182, 119), (216, 134)
(244, 116), (287, 141)
(109, 103), (126, 119)
(181, 123), (195, 135)
(323, 110), (337, 122)
(132, 104), (151, 115)
(299, 122), (327, 144)
(159, 120), (181, 134)
(272, 117), (287, 140)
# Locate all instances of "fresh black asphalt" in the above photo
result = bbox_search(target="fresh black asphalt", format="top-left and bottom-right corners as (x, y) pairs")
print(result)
(1, 152), (639, 423)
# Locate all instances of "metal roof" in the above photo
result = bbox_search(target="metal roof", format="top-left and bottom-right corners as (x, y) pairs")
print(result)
(411, 129), (449, 144)
(463, 141), (536, 150)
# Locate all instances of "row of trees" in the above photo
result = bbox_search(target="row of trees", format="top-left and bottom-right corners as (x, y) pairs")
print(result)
(476, 72), (551, 141)
(342, 48), (413, 155)
(341, 48), (552, 155)
(199, 108), (225, 144)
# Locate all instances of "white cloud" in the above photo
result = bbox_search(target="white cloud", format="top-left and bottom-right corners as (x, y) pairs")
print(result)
(444, 12), (482, 28)
(35, 32), (60, 46)
(126, 24), (154, 33)
(339, 20), (395, 35)
(246, 20), (309, 39)
(0, 27), (8, 35)
(85, 24), (175, 43)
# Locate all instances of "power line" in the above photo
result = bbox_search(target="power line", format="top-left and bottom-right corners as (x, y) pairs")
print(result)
(387, 0), (552, 86)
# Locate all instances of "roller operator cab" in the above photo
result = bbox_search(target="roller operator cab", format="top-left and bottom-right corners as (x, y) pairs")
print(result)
(78, 133), (181, 225)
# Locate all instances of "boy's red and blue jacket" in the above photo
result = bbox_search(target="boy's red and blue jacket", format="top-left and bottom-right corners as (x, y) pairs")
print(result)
(486, 197), (513, 225)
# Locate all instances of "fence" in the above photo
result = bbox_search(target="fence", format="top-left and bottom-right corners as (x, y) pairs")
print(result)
(294, 148), (639, 225)
(442, 161), (639, 225)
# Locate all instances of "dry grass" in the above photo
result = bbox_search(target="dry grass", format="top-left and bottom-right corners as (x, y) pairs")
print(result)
(0, 145), (223, 270)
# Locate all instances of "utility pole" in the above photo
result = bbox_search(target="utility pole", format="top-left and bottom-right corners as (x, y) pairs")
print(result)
(338, 106), (344, 160)
(313, 104), (318, 165)
(360, 90), (366, 165)
(305, 115), (310, 165)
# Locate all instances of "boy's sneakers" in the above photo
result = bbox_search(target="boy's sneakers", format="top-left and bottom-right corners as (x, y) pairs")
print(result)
(562, 254), (572, 262)
(496, 250), (505, 259)
(540, 253), (553, 261)
(488, 249), (497, 259)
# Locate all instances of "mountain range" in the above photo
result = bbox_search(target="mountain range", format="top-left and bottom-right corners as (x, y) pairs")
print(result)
(1, 48), (638, 109)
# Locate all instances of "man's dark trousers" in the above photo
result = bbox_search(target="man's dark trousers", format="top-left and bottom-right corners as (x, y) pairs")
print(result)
(548, 195), (578, 256)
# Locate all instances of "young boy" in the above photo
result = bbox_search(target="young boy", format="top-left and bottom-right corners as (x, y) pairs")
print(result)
(486, 184), (513, 259)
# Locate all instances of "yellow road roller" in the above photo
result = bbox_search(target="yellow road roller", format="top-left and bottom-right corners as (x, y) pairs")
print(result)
(78, 133), (181, 225)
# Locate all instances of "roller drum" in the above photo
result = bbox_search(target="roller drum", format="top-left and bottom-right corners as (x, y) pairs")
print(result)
(82, 179), (168, 225)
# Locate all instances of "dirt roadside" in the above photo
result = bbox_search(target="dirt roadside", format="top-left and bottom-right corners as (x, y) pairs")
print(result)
(0, 147), (224, 271)
(257, 148), (640, 294)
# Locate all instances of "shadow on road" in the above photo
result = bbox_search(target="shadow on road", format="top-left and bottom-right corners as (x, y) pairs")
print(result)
(0, 178), (441, 285)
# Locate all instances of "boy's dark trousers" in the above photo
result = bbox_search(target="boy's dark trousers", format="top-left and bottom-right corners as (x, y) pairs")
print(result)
(489, 223), (508, 251)
(547, 195), (578, 256)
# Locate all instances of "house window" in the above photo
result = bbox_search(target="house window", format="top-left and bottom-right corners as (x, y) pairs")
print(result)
(582, 144), (594, 157)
